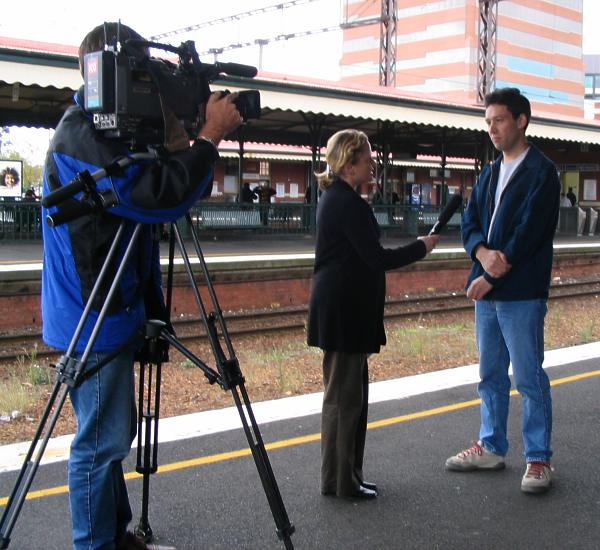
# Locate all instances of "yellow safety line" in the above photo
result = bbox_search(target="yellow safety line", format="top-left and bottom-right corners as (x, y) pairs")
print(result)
(2, 368), (599, 506)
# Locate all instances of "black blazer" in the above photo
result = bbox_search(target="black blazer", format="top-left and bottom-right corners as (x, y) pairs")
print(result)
(307, 178), (426, 354)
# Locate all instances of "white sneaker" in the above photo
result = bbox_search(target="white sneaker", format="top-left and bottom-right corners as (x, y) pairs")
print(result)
(445, 441), (505, 471)
(521, 461), (552, 494)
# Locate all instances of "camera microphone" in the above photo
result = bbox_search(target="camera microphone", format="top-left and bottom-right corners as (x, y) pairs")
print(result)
(429, 193), (463, 235)
(214, 62), (258, 78)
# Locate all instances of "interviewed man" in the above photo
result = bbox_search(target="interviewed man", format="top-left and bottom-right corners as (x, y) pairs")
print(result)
(42, 22), (242, 550)
(445, 88), (560, 494)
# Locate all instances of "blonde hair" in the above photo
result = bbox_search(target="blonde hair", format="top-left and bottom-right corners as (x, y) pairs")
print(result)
(315, 129), (369, 190)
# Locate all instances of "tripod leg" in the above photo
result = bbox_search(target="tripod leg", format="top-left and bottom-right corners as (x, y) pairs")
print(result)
(2, 222), (149, 548)
(230, 384), (295, 549)
(167, 217), (295, 548)
(135, 361), (161, 542)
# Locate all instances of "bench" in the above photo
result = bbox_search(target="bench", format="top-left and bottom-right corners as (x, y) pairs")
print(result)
(194, 207), (263, 229)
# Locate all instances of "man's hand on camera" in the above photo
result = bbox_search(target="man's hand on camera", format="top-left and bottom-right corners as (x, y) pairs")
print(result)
(199, 92), (243, 146)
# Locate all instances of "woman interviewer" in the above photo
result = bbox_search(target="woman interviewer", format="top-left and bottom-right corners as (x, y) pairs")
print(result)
(308, 129), (439, 499)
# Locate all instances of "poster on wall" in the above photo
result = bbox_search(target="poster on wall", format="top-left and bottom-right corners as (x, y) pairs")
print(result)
(0, 160), (23, 198)
(583, 179), (597, 201)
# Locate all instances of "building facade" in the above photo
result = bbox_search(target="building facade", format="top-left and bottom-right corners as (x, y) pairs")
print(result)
(341, 0), (584, 117)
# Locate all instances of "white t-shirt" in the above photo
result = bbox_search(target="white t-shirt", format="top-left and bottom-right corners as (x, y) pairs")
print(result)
(488, 147), (530, 239)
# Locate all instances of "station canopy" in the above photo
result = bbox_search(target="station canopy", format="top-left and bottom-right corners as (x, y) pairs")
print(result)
(3, 42), (600, 160)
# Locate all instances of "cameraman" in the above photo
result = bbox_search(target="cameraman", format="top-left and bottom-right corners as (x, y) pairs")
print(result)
(41, 22), (242, 550)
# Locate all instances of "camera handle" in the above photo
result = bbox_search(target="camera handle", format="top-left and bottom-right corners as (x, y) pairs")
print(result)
(42, 152), (157, 226)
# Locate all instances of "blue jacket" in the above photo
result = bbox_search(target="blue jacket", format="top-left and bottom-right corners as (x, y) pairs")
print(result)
(42, 88), (216, 353)
(461, 145), (560, 301)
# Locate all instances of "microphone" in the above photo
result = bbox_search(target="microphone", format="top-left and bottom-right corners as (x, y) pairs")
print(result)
(214, 62), (258, 78)
(429, 194), (463, 235)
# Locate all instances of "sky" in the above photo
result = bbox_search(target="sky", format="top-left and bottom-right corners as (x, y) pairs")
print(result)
(0, 0), (344, 79)
(2, 0), (600, 163)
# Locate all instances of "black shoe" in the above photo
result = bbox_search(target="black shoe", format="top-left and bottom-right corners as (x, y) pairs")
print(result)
(116, 532), (177, 550)
(116, 533), (147, 550)
(346, 485), (378, 500)
(361, 481), (378, 492)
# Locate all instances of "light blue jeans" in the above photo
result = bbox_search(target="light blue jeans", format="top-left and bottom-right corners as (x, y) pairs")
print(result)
(68, 351), (137, 550)
(475, 299), (552, 462)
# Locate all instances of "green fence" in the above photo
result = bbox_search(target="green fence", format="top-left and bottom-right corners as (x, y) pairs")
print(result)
(0, 201), (42, 240)
(0, 201), (462, 241)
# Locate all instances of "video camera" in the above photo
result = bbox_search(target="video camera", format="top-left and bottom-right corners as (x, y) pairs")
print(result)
(83, 38), (261, 145)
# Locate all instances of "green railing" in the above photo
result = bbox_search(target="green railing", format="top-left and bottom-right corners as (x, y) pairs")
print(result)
(0, 201), (42, 240)
(0, 201), (462, 241)
(189, 202), (312, 235)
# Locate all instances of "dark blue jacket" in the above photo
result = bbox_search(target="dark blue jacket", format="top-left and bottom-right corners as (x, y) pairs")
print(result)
(42, 88), (216, 353)
(462, 145), (560, 301)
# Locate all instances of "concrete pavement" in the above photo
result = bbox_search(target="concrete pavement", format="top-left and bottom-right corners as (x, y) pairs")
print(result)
(1, 343), (600, 549)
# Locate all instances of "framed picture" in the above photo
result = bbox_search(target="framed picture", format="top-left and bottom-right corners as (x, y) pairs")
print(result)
(0, 160), (23, 198)
(583, 179), (597, 201)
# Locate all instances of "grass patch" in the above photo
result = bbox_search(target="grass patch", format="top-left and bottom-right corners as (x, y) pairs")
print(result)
(388, 321), (477, 365)
(15, 345), (53, 386)
(0, 375), (32, 417)
(578, 319), (596, 344)
(238, 343), (308, 395)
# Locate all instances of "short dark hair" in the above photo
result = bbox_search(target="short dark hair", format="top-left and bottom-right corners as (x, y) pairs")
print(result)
(78, 22), (144, 76)
(484, 87), (531, 129)
(1, 167), (20, 186)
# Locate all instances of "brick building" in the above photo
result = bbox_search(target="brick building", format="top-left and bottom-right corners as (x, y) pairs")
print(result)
(341, 0), (584, 118)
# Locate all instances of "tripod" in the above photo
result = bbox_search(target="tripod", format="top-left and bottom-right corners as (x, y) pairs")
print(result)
(0, 167), (295, 549)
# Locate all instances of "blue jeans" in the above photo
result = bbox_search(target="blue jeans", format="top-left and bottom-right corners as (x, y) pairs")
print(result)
(68, 351), (137, 550)
(475, 299), (552, 462)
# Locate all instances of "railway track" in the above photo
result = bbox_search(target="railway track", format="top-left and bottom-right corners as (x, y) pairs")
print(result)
(1, 278), (599, 363)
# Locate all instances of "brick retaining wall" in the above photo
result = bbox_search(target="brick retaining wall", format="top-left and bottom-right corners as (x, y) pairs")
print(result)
(2, 249), (599, 331)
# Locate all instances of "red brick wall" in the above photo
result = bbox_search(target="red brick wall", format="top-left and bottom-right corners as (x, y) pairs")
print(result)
(269, 162), (308, 202)
(2, 252), (599, 330)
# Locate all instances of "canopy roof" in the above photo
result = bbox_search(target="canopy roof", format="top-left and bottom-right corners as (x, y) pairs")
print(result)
(3, 38), (600, 159)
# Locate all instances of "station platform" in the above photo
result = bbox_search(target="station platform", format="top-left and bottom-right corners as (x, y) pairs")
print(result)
(2, 232), (600, 268)
(1, 342), (600, 549)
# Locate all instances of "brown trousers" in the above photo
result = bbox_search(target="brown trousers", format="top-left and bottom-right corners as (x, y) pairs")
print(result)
(320, 351), (369, 496)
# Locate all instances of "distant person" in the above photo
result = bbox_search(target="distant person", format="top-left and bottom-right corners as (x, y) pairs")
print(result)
(253, 181), (276, 224)
(566, 187), (577, 206)
(370, 186), (382, 205)
(0, 166), (20, 188)
(307, 129), (439, 500)
(252, 181), (276, 204)
(304, 184), (312, 204)
(240, 182), (257, 204)
(24, 187), (38, 201)
(560, 192), (570, 207)
(386, 188), (399, 204)
(446, 88), (559, 494)
(305, 183), (322, 205)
